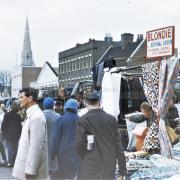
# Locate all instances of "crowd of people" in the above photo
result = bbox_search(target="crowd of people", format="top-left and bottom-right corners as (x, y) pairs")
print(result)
(0, 87), (127, 180)
(0, 87), (179, 180)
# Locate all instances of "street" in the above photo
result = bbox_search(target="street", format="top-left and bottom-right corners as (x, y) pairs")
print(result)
(0, 167), (15, 180)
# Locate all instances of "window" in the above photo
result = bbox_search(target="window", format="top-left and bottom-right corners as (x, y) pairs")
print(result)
(69, 62), (72, 72)
(86, 58), (89, 68)
(81, 59), (84, 69)
(76, 59), (78, 70)
(79, 60), (81, 70)
(90, 58), (92, 67)
(66, 63), (69, 72)
(71, 61), (73, 71)
(64, 63), (66, 73)
(83, 59), (86, 68)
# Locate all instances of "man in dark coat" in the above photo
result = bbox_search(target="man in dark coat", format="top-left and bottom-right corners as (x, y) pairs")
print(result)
(76, 92), (127, 180)
(1, 102), (22, 167)
(50, 98), (79, 179)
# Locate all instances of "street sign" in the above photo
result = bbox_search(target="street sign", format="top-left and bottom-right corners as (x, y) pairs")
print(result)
(146, 26), (175, 59)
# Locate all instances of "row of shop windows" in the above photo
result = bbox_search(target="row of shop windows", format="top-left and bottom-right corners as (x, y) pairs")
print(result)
(59, 75), (92, 86)
(12, 88), (21, 92)
(12, 74), (21, 79)
(59, 55), (92, 74)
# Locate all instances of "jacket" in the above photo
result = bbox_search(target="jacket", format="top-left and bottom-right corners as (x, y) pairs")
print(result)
(43, 109), (61, 171)
(76, 109), (127, 180)
(0, 109), (4, 143)
(50, 112), (79, 179)
(12, 104), (49, 180)
(1, 109), (22, 141)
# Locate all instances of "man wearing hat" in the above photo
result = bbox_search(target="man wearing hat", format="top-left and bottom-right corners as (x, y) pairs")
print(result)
(43, 97), (61, 174)
(76, 92), (127, 180)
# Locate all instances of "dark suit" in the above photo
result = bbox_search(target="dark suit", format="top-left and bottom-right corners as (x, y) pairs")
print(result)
(76, 109), (127, 180)
(1, 109), (22, 164)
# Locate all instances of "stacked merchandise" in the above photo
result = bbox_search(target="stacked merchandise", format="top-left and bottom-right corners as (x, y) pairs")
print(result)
(130, 154), (180, 180)
(173, 142), (180, 160)
(125, 151), (153, 171)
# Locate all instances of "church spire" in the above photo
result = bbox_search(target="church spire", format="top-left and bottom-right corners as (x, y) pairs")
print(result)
(21, 17), (35, 66)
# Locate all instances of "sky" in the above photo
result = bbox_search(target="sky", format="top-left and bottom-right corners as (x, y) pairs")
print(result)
(0, 0), (179, 71)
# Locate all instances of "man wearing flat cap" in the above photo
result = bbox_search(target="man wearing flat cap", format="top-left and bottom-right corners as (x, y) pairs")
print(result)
(76, 92), (127, 180)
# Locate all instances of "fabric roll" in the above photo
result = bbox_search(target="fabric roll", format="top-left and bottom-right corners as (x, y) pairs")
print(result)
(158, 59), (180, 159)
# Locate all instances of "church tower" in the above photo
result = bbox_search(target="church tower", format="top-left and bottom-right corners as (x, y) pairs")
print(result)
(21, 17), (35, 66)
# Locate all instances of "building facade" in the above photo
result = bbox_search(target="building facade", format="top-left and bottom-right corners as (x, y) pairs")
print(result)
(58, 33), (144, 87)
(11, 17), (41, 98)
(30, 61), (58, 98)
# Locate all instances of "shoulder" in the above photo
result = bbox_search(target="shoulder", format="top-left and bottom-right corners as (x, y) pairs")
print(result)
(31, 108), (46, 121)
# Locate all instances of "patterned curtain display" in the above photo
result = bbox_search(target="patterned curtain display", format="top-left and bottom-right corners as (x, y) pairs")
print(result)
(142, 59), (179, 157)
(142, 62), (160, 151)
(158, 59), (179, 158)
(142, 61), (159, 113)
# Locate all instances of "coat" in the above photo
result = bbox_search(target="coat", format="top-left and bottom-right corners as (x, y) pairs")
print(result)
(1, 109), (22, 141)
(76, 109), (127, 180)
(43, 109), (61, 171)
(12, 104), (49, 180)
(50, 112), (79, 179)
(0, 109), (4, 143)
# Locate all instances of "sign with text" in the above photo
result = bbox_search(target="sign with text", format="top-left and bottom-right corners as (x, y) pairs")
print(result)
(146, 26), (175, 58)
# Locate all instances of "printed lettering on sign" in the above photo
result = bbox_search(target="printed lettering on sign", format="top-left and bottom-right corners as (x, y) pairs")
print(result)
(146, 26), (175, 59)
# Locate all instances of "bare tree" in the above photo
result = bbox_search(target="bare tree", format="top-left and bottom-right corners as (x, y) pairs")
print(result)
(0, 70), (11, 96)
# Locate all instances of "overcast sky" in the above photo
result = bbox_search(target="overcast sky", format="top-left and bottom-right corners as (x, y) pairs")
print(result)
(0, 0), (179, 71)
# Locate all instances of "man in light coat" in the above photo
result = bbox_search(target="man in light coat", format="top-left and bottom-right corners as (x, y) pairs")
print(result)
(12, 87), (49, 180)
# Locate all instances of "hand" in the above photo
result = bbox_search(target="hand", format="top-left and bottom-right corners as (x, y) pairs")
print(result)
(25, 173), (36, 179)
(118, 176), (126, 180)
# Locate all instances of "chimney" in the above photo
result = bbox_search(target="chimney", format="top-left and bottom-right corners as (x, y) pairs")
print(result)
(104, 33), (113, 43)
(121, 33), (134, 50)
(137, 34), (143, 42)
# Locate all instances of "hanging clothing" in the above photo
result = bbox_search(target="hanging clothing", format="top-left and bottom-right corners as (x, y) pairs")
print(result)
(158, 59), (179, 159)
(101, 71), (122, 120)
(119, 78), (129, 117)
(142, 61), (159, 113)
(96, 62), (105, 88)
(129, 78), (147, 112)
(92, 64), (99, 87)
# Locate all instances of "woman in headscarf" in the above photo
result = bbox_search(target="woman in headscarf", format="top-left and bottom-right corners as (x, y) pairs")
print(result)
(50, 99), (79, 179)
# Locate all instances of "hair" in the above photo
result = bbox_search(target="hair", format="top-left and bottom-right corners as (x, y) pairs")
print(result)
(66, 108), (77, 113)
(19, 88), (39, 102)
(55, 101), (63, 106)
(140, 102), (152, 112)
(86, 99), (99, 106)
(172, 94), (177, 103)
(11, 101), (19, 112)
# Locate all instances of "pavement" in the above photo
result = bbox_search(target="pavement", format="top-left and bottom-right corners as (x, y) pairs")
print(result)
(0, 167), (16, 179)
